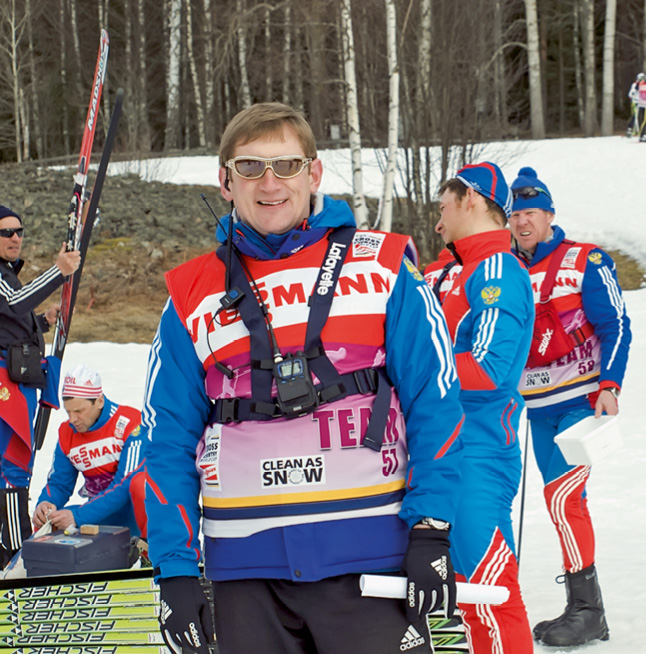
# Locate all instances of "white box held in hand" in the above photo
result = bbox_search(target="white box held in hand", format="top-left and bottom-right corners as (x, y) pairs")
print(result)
(554, 415), (622, 466)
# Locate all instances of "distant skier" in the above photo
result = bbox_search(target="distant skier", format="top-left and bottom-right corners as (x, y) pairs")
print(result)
(509, 167), (631, 647)
(626, 73), (641, 137)
(635, 73), (646, 142)
(32, 364), (147, 540)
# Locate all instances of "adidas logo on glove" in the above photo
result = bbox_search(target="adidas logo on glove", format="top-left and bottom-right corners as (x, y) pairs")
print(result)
(159, 599), (173, 625)
(431, 556), (449, 580)
(400, 625), (426, 650)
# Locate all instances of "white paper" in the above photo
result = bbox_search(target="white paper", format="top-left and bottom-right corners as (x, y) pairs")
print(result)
(359, 574), (510, 605)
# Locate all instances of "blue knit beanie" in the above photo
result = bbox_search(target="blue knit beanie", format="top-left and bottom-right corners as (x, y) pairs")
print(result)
(0, 205), (22, 224)
(456, 162), (513, 219)
(511, 167), (555, 213)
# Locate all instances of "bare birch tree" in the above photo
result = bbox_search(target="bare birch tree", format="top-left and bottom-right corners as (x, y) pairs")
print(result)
(379, 0), (399, 233)
(339, 0), (368, 228)
(573, 1), (586, 129)
(601, 0), (617, 136)
(25, 0), (43, 159)
(136, 0), (151, 150)
(282, 3), (292, 104)
(236, 0), (252, 108)
(203, 0), (215, 146)
(581, 0), (598, 136)
(165, 0), (182, 149)
(0, 0), (26, 161)
(185, 0), (206, 147)
(524, 0), (546, 138)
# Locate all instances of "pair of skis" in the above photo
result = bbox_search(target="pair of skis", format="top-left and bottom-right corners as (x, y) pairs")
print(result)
(0, 566), (467, 653)
(33, 30), (124, 452)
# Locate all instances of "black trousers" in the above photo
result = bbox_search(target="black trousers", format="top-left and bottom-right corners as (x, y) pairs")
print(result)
(0, 486), (31, 568)
(211, 573), (431, 654)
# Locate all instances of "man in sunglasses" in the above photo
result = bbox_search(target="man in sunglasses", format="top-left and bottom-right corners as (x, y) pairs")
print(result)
(0, 204), (80, 567)
(431, 162), (534, 653)
(143, 102), (465, 654)
(509, 167), (631, 647)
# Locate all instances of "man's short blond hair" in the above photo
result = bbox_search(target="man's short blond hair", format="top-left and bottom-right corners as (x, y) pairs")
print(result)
(219, 103), (317, 164)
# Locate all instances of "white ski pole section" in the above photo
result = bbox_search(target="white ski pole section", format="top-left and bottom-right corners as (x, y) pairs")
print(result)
(359, 574), (510, 605)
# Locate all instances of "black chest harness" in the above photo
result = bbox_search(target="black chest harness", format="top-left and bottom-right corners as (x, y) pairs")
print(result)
(208, 227), (391, 452)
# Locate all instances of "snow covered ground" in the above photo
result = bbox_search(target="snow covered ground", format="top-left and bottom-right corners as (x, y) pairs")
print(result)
(34, 135), (646, 652)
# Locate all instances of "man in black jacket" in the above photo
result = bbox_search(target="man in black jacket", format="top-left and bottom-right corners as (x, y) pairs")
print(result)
(0, 205), (79, 566)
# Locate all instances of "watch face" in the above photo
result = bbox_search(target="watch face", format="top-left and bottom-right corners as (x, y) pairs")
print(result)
(421, 518), (450, 530)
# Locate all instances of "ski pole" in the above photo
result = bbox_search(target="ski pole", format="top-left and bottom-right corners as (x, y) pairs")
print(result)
(516, 416), (530, 568)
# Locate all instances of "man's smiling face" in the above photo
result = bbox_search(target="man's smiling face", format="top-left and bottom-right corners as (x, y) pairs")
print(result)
(219, 125), (323, 237)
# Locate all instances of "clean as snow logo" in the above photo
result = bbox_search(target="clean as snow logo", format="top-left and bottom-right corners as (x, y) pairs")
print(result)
(431, 556), (449, 580)
(400, 624), (425, 650)
(261, 456), (325, 487)
(526, 370), (551, 387)
(538, 327), (554, 355)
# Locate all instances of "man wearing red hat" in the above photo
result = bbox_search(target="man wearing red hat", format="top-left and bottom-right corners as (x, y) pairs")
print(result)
(32, 364), (147, 542)
(431, 162), (534, 653)
(0, 205), (80, 566)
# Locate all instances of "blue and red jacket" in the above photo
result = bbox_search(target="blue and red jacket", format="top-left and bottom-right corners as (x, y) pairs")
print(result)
(514, 225), (631, 416)
(440, 230), (534, 456)
(38, 398), (145, 532)
(143, 195), (465, 582)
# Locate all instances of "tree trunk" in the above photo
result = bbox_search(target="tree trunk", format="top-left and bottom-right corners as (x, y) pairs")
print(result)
(600, 0), (617, 136)
(493, 0), (508, 130)
(185, 0), (206, 147)
(165, 0), (182, 150)
(379, 0), (399, 233)
(59, 0), (70, 154)
(573, 0), (586, 130)
(264, 5), (272, 101)
(339, 0), (368, 228)
(137, 0), (151, 150)
(282, 3), (292, 104)
(25, 0), (43, 159)
(203, 0), (215, 147)
(581, 0), (598, 136)
(524, 0), (546, 138)
(236, 0), (252, 108)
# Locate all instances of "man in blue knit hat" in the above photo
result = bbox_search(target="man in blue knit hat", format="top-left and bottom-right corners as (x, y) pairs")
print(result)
(509, 167), (631, 647)
(429, 162), (534, 653)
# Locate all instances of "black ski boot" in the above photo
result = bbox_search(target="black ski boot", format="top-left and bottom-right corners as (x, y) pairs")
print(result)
(0, 487), (32, 567)
(535, 564), (609, 647)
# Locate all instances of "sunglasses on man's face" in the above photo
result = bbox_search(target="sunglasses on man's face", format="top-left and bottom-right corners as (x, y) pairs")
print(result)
(512, 186), (551, 200)
(0, 227), (24, 239)
(225, 156), (313, 180)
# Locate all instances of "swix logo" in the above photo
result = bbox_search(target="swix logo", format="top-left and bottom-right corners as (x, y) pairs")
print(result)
(538, 328), (554, 355)
(317, 242), (347, 295)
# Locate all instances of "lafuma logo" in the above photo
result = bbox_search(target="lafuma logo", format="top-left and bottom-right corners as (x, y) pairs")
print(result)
(400, 624), (425, 650)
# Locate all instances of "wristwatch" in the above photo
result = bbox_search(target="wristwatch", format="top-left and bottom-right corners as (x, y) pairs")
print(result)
(603, 387), (620, 399)
(417, 517), (451, 530)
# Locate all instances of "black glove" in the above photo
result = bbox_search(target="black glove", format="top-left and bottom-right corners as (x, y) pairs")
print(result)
(159, 576), (215, 654)
(403, 528), (456, 622)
